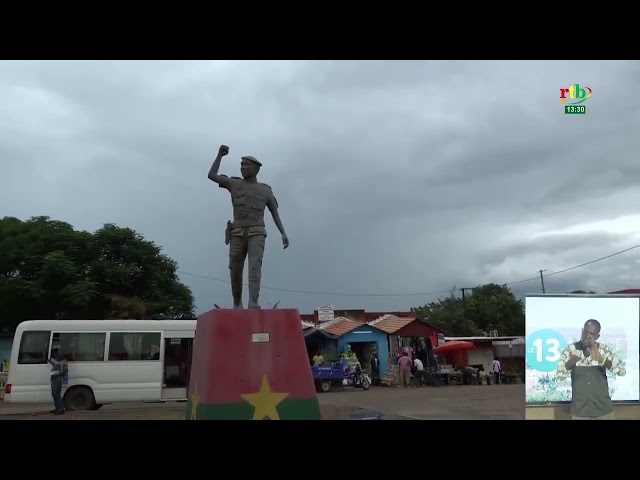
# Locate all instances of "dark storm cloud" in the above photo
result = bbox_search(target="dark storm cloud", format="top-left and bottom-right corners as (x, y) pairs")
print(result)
(1, 60), (639, 314)
(477, 232), (622, 266)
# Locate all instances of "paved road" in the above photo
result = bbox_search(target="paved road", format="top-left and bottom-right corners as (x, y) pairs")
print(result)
(0, 384), (524, 420)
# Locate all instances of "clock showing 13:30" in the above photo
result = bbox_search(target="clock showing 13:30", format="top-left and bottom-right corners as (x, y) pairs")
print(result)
(526, 329), (568, 373)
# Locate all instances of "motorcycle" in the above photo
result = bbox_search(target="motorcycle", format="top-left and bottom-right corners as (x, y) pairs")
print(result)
(349, 364), (371, 390)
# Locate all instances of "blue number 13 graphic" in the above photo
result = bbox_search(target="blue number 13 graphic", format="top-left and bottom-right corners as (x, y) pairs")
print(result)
(526, 329), (567, 373)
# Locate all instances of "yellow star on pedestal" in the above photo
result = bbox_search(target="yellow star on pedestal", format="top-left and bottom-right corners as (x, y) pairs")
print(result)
(240, 375), (290, 420)
(189, 382), (201, 420)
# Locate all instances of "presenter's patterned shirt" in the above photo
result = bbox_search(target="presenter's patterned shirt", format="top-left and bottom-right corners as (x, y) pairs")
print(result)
(556, 341), (626, 418)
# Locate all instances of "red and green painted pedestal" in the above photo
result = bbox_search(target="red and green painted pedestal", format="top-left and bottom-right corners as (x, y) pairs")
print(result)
(186, 308), (322, 420)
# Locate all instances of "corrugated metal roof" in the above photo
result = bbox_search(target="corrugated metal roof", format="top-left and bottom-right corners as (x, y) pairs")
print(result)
(317, 316), (362, 337)
(368, 314), (416, 334)
(363, 311), (414, 321)
(301, 321), (316, 330)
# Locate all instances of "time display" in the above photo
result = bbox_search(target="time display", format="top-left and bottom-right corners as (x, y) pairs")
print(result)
(565, 105), (586, 114)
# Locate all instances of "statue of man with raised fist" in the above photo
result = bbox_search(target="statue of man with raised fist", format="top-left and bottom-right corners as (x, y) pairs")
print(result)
(207, 144), (289, 309)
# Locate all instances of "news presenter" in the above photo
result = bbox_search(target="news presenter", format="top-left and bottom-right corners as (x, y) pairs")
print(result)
(556, 319), (626, 420)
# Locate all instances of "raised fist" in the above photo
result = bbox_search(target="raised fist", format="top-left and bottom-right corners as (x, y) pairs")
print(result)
(219, 145), (229, 157)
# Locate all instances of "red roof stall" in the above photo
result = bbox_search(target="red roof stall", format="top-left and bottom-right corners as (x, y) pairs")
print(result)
(368, 315), (445, 356)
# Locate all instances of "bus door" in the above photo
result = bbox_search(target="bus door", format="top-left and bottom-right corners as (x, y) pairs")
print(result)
(161, 331), (195, 400)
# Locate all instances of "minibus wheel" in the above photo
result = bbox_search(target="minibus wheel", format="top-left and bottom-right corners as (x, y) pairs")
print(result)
(63, 386), (97, 411)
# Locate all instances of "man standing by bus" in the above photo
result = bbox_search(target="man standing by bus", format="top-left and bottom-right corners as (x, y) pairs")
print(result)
(49, 353), (68, 415)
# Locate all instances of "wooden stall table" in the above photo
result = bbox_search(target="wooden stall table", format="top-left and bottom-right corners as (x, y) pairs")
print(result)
(502, 373), (522, 384)
(442, 371), (463, 385)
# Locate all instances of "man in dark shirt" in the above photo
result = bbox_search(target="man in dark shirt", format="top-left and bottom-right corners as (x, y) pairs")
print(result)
(556, 319), (626, 420)
(369, 353), (380, 384)
(48, 353), (68, 415)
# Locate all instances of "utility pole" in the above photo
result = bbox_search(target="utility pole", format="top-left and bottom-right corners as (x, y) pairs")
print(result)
(460, 288), (472, 334)
(538, 269), (546, 294)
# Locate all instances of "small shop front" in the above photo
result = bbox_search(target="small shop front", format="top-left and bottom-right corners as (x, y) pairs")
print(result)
(336, 323), (389, 380)
(303, 317), (389, 385)
(368, 315), (445, 385)
(371, 317), (441, 360)
(303, 328), (339, 364)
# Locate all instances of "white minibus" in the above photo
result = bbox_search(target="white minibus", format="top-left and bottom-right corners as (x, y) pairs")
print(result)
(4, 319), (196, 410)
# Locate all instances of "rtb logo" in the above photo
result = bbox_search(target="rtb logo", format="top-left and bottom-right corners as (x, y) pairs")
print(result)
(559, 84), (592, 105)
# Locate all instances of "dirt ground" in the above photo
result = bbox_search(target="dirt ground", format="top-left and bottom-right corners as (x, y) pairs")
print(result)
(0, 384), (524, 420)
(0, 403), (392, 420)
(321, 383), (524, 420)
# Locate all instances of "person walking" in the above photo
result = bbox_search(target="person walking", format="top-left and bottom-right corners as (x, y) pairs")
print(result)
(492, 358), (501, 385)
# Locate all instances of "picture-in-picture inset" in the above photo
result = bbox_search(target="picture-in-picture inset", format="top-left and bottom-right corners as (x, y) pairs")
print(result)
(525, 295), (640, 420)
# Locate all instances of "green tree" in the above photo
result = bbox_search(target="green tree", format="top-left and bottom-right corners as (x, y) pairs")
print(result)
(465, 283), (524, 336)
(568, 290), (597, 294)
(0, 216), (195, 330)
(411, 283), (524, 337)
(411, 294), (483, 337)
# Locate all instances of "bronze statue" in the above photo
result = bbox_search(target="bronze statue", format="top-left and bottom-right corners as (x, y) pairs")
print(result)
(208, 145), (289, 309)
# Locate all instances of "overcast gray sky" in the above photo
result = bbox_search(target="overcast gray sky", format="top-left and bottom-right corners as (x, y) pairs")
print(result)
(2, 60), (640, 315)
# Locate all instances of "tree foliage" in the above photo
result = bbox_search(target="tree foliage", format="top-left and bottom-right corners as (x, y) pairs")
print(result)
(411, 283), (525, 337)
(0, 216), (195, 330)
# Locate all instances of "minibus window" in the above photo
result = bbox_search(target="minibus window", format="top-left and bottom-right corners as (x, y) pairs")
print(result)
(17, 331), (51, 365)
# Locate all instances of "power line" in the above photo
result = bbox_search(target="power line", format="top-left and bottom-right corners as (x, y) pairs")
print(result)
(177, 243), (640, 298)
(177, 270), (428, 297)
(545, 244), (640, 277)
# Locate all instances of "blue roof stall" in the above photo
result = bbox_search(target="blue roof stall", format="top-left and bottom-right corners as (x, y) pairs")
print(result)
(317, 318), (389, 380)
